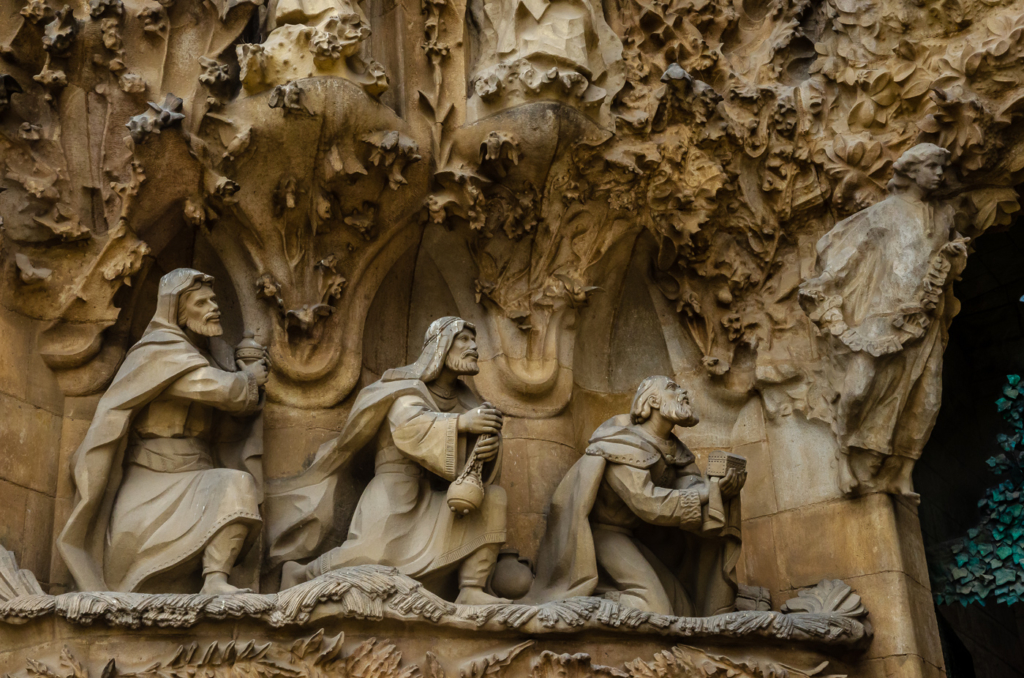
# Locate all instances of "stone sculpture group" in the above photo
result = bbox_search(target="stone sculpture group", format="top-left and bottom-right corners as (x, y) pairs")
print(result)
(5, 0), (1022, 663)
(51, 145), (963, 609)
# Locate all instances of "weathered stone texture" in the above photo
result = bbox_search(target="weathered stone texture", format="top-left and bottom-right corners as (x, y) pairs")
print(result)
(5, 0), (1024, 671)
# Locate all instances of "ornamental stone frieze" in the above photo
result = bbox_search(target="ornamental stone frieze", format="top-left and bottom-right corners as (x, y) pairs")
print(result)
(2, 0), (1024, 673)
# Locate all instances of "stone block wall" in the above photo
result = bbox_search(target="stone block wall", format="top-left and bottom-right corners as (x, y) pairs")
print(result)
(0, 304), (64, 590)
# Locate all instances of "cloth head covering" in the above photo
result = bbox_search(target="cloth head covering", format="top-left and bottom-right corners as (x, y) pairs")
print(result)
(150, 268), (214, 333)
(264, 316), (478, 566)
(382, 316), (475, 383)
(56, 269), (226, 591)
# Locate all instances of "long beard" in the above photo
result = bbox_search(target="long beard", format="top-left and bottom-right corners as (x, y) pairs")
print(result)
(445, 354), (480, 376)
(185, 316), (223, 337)
(660, 397), (697, 426)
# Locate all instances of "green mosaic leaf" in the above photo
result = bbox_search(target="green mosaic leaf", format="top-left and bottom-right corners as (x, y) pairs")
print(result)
(933, 374), (1024, 607)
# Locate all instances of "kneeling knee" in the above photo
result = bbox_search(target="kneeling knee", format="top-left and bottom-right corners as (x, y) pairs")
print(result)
(483, 484), (507, 509)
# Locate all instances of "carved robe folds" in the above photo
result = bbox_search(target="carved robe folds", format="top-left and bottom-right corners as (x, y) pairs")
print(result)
(106, 367), (263, 592)
(801, 191), (965, 485)
(309, 387), (506, 592)
(57, 270), (265, 594)
(524, 415), (741, 616)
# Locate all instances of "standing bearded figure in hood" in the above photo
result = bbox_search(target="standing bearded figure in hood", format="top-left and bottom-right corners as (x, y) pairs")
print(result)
(274, 317), (508, 605)
(57, 269), (268, 595)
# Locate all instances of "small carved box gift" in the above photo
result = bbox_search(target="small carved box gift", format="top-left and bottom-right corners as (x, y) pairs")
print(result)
(706, 450), (746, 478)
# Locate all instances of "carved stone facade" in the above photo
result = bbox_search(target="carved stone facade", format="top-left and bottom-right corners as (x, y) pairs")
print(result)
(3, 0), (1024, 672)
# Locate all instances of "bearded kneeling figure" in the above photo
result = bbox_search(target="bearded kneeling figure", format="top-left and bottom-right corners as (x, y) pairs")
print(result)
(57, 269), (269, 595)
(521, 376), (749, 616)
(276, 317), (507, 605)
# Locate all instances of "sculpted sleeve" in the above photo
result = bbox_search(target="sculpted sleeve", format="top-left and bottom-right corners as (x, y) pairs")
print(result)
(163, 366), (261, 415)
(388, 394), (460, 480)
(605, 463), (703, 531)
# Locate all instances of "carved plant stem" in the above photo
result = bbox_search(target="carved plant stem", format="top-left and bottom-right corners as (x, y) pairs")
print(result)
(419, 0), (452, 170)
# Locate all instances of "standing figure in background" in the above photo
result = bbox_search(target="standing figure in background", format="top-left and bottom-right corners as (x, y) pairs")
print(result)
(522, 376), (747, 616)
(276, 317), (508, 605)
(57, 269), (268, 594)
(800, 143), (968, 499)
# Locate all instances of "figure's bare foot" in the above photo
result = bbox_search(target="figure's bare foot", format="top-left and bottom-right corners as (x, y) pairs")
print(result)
(200, 572), (251, 595)
(455, 586), (510, 606)
(280, 561), (309, 590)
(892, 459), (920, 504)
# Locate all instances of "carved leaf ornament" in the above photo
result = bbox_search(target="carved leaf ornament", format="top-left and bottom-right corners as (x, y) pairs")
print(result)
(13, 640), (845, 678)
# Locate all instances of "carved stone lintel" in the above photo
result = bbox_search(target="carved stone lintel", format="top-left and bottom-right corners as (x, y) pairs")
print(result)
(3, 632), (841, 678)
(0, 564), (870, 647)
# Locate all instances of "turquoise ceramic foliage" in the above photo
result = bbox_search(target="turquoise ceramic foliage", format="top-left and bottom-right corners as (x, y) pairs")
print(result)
(933, 374), (1024, 607)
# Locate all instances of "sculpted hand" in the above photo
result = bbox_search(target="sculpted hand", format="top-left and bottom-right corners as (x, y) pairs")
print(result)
(719, 468), (747, 499)
(942, 239), (968, 257)
(799, 273), (835, 302)
(458, 402), (504, 435)
(798, 285), (825, 303)
(474, 434), (500, 462)
(238, 358), (269, 386)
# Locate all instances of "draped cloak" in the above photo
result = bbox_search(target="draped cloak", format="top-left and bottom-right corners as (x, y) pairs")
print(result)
(264, 317), (503, 570)
(800, 193), (964, 458)
(311, 381), (505, 587)
(56, 269), (263, 593)
(522, 415), (741, 616)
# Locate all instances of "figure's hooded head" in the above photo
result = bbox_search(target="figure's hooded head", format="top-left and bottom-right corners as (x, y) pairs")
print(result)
(382, 316), (478, 383)
(147, 268), (222, 339)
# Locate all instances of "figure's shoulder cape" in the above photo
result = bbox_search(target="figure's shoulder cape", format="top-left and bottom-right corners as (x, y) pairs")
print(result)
(523, 415), (693, 604)
(586, 441), (661, 468)
(584, 414), (694, 469)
